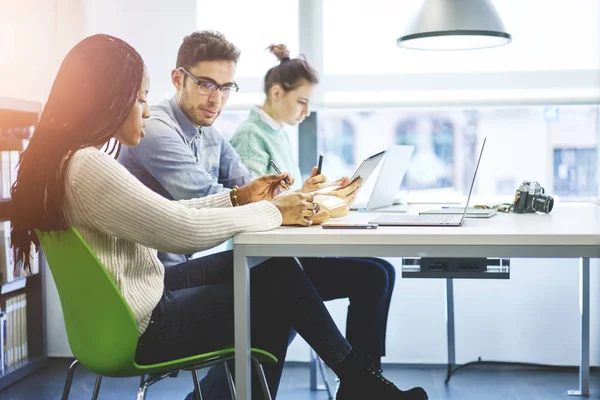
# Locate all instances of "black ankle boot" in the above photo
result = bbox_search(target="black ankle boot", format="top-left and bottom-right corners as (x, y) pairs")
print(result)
(332, 351), (428, 400)
(335, 367), (428, 400)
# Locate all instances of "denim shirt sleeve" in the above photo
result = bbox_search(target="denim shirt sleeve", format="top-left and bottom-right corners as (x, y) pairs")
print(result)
(217, 134), (255, 188)
(131, 119), (225, 199)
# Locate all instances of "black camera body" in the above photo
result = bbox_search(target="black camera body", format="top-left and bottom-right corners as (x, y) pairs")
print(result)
(513, 181), (554, 214)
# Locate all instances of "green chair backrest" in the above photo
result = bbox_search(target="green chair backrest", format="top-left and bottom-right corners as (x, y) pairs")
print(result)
(37, 228), (140, 376)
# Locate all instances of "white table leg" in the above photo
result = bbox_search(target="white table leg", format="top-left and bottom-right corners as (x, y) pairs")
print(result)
(569, 257), (590, 397)
(234, 249), (251, 400)
(445, 278), (456, 384)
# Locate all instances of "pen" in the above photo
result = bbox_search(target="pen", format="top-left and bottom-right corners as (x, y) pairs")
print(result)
(269, 159), (291, 185)
(316, 153), (324, 175)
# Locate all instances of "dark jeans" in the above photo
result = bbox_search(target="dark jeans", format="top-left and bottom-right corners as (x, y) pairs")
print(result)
(300, 257), (395, 365)
(135, 251), (351, 399)
(196, 256), (396, 399)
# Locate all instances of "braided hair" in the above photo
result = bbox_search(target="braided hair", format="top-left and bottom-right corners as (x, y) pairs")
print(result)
(10, 34), (145, 273)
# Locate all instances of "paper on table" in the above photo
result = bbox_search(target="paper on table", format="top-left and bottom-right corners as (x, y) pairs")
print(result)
(311, 185), (341, 195)
(313, 195), (346, 210)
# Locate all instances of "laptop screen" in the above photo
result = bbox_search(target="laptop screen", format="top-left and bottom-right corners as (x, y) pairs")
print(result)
(459, 137), (487, 223)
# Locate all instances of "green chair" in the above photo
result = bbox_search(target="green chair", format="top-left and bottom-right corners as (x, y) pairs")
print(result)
(37, 227), (277, 400)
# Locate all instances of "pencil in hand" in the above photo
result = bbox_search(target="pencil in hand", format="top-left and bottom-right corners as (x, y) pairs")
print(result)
(316, 153), (324, 175)
(269, 159), (291, 186)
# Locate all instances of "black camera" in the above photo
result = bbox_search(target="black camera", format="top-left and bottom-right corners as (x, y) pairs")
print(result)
(513, 181), (554, 214)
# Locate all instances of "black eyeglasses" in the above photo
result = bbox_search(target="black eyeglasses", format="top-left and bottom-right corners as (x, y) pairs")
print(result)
(178, 67), (239, 97)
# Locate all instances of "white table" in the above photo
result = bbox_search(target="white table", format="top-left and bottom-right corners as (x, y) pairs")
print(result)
(233, 203), (600, 399)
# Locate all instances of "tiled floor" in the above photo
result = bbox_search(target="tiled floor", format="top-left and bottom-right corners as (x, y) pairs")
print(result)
(1, 358), (599, 399)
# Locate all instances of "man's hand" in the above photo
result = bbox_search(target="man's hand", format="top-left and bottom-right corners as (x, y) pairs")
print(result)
(271, 192), (316, 226)
(237, 173), (295, 204)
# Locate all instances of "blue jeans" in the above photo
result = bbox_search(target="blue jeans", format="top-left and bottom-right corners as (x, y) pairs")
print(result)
(135, 251), (352, 399)
(194, 256), (395, 399)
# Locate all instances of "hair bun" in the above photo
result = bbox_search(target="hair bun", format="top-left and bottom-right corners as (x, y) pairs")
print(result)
(267, 44), (291, 63)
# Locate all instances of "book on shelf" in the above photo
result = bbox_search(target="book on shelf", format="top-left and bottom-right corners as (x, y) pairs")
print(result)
(0, 293), (27, 373)
(0, 98), (42, 379)
(0, 148), (39, 285)
(0, 309), (4, 374)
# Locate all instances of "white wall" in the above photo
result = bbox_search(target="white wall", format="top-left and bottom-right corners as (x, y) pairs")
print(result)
(83, 0), (197, 105)
(6, 1), (600, 369)
(0, 0), (85, 103)
(286, 258), (600, 366)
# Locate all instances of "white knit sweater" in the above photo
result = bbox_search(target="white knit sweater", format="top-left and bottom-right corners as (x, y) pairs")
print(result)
(62, 147), (282, 335)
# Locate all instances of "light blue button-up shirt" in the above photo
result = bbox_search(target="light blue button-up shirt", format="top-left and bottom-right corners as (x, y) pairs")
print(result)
(118, 96), (254, 266)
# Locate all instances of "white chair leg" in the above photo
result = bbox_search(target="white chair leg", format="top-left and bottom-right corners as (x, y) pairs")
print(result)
(310, 348), (333, 397)
(317, 354), (333, 399)
(309, 348), (319, 390)
(136, 382), (148, 400)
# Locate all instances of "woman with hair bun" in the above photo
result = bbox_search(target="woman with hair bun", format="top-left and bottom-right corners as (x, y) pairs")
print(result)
(230, 44), (426, 399)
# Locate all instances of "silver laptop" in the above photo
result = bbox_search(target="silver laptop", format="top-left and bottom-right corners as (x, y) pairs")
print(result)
(351, 145), (414, 212)
(369, 138), (486, 227)
(419, 207), (497, 218)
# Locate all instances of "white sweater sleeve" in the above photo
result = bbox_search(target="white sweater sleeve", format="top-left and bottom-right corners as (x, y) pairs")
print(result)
(176, 191), (233, 209)
(67, 149), (282, 254)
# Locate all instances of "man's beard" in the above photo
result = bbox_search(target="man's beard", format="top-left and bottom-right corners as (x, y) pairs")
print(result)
(180, 93), (219, 127)
(181, 103), (218, 127)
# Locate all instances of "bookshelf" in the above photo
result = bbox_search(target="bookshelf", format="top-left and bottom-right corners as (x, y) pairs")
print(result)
(0, 97), (47, 391)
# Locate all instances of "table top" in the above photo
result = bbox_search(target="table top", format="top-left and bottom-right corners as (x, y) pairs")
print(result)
(234, 203), (600, 247)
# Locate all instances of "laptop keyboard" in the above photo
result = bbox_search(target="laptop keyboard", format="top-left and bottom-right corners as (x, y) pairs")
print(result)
(380, 214), (460, 223)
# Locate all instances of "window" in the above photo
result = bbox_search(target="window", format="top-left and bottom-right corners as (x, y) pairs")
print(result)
(197, 0), (299, 78)
(317, 106), (600, 201)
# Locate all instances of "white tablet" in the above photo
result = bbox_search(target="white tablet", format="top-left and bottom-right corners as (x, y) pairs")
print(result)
(348, 150), (387, 184)
(315, 150), (387, 194)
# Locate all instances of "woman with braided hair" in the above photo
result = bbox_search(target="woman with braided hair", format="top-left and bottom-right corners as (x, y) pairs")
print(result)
(10, 34), (427, 400)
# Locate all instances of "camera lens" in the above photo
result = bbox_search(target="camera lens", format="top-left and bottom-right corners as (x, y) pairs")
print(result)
(533, 195), (554, 213)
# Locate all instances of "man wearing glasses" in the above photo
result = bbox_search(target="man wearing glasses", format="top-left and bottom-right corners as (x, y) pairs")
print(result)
(118, 32), (265, 398)
(118, 30), (396, 400)
(118, 30), (248, 270)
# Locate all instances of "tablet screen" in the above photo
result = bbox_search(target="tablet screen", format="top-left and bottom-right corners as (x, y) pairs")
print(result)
(349, 150), (386, 184)
(313, 150), (387, 194)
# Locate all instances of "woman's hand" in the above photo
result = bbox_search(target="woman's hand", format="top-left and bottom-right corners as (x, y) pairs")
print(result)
(301, 166), (328, 193)
(328, 177), (362, 202)
(237, 173), (295, 204)
(310, 206), (330, 225)
(271, 192), (317, 226)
